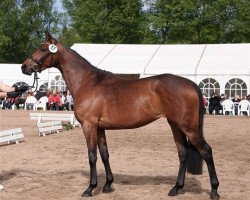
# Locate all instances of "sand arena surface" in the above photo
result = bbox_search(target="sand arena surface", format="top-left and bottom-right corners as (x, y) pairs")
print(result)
(0, 110), (250, 200)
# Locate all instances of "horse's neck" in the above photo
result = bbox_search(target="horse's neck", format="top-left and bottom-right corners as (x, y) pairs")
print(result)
(56, 47), (99, 98)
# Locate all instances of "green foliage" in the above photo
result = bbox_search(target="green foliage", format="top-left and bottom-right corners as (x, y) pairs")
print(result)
(0, 0), (60, 63)
(62, 122), (73, 130)
(62, 0), (145, 43)
(145, 0), (250, 44)
(59, 27), (82, 47)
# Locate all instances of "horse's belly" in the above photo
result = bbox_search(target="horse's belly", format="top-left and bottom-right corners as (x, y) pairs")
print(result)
(98, 114), (160, 130)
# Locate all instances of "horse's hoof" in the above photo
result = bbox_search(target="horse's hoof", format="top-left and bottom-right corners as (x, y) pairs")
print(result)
(81, 191), (92, 197)
(102, 185), (113, 193)
(168, 188), (178, 196)
(210, 193), (220, 200)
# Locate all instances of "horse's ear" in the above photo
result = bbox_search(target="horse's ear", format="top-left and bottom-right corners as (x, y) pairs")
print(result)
(45, 31), (58, 44)
(45, 31), (52, 41)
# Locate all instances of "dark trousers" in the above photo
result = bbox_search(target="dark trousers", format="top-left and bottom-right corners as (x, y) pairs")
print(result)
(49, 103), (59, 110)
(209, 106), (220, 115)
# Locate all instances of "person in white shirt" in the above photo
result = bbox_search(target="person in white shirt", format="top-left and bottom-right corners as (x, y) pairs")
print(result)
(25, 92), (37, 110)
(61, 91), (68, 110)
(66, 91), (74, 111)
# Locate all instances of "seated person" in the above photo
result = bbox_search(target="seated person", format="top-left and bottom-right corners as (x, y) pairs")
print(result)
(25, 92), (37, 110)
(48, 90), (61, 110)
(208, 93), (221, 115)
(2, 97), (18, 109)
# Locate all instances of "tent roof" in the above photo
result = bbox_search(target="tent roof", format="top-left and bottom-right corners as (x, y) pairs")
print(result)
(71, 43), (250, 76)
(71, 44), (160, 74)
(71, 43), (116, 66)
(144, 44), (206, 75)
(97, 44), (159, 74)
(197, 44), (250, 75)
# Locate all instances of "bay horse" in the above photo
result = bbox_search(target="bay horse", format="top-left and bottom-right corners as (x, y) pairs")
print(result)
(21, 32), (220, 199)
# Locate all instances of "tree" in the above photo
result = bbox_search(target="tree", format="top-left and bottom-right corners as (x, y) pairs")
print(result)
(62, 0), (145, 43)
(0, 0), (60, 63)
(211, 0), (250, 43)
(0, 0), (17, 62)
(145, 0), (250, 44)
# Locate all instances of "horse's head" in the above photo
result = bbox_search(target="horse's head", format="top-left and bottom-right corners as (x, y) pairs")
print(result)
(21, 32), (59, 75)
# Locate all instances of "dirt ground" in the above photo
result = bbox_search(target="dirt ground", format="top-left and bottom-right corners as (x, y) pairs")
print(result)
(0, 110), (249, 200)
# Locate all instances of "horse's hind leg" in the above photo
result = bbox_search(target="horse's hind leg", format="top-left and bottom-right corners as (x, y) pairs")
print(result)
(97, 128), (114, 193)
(187, 134), (220, 200)
(168, 120), (189, 196)
(195, 140), (220, 200)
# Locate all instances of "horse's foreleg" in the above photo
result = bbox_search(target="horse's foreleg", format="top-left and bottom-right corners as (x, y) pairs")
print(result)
(81, 123), (98, 197)
(97, 128), (114, 193)
(168, 120), (188, 196)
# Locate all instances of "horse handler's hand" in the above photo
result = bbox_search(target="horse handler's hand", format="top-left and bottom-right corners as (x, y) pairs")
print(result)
(7, 91), (22, 98)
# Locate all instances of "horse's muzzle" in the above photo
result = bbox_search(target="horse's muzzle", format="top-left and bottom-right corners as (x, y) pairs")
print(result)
(21, 64), (33, 75)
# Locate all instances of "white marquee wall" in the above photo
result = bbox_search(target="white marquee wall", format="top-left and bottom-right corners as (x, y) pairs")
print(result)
(0, 64), (49, 87)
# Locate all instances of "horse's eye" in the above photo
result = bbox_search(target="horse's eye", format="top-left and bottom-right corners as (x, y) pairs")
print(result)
(40, 44), (48, 51)
(41, 47), (47, 51)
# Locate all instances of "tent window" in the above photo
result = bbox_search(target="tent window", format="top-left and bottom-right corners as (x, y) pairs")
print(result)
(50, 75), (67, 92)
(225, 78), (247, 98)
(199, 78), (220, 101)
(39, 82), (48, 92)
(12, 82), (29, 88)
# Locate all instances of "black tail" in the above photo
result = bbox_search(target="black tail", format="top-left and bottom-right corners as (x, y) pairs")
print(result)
(187, 83), (204, 175)
(187, 142), (203, 174)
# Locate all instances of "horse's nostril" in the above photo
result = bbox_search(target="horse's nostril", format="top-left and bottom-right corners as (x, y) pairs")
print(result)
(21, 64), (26, 70)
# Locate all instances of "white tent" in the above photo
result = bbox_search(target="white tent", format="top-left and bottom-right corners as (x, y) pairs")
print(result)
(71, 43), (116, 66)
(0, 64), (49, 86)
(197, 44), (250, 75)
(71, 43), (250, 76)
(71, 44), (160, 74)
(144, 44), (206, 76)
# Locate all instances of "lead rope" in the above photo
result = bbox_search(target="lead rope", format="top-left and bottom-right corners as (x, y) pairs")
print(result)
(29, 71), (39, 94)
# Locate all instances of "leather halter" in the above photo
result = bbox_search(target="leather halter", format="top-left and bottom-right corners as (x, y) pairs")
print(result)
(28, 41), (57, 72)
(27, 41), (57, 93)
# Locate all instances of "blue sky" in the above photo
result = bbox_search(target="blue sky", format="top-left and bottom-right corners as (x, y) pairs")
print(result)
(55, 0), (64, 12)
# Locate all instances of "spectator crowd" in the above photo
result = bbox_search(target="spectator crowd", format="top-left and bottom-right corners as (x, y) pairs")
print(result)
(0, 89), (74, 111)
(203, 93), (250, 115)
